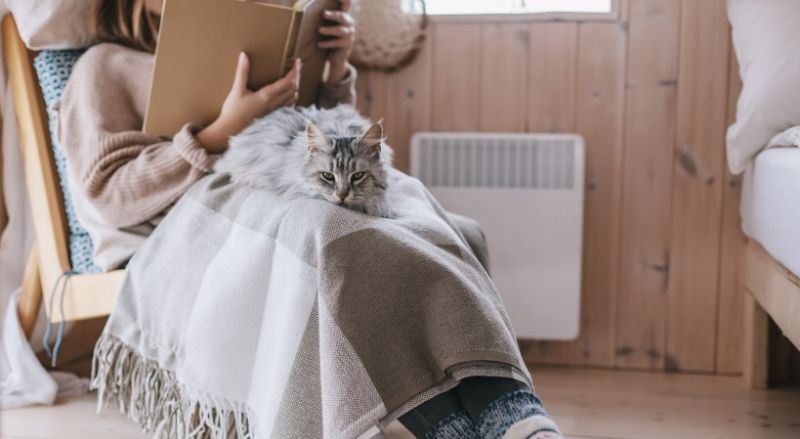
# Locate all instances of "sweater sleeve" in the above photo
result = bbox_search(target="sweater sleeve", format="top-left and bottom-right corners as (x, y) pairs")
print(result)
(58, 46), (217, 229)
(317, 63), (358, 109)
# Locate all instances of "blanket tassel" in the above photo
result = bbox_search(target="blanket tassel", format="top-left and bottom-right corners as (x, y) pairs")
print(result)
(92, 334), (256, 439)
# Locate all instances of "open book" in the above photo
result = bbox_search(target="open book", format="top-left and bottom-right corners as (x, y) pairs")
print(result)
(144, 0), (337, 136)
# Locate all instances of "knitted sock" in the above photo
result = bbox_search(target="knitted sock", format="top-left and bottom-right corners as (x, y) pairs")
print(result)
(475, 389), (560, 439)
(426, 409), (478, 439)
(398, 379), (560, 439)
(502, 415), (562, 439)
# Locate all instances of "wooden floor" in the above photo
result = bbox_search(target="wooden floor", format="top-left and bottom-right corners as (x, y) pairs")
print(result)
(3, 367), (800, 439)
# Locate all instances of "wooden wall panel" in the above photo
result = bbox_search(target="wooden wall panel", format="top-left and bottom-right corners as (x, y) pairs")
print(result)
(527, 23), (578, 133)
(0, 116), (5, 236)
(615, 0), (681, 370)
(566, 22), (627, 367)
(665, 0), (730, 372)
(355, 70), (389, 125)
(715, 51), (745, 374)
(430, 24), (481, 131)
(519, 21), (580, 366)
(479, 23), (529, 132)
(357, 0), (745, 374)
(381, 44), (432, 173)
(0, 0), (749, 375)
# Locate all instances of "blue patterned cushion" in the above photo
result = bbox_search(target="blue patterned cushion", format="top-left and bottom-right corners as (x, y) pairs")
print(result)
(33, 50), (101, 274)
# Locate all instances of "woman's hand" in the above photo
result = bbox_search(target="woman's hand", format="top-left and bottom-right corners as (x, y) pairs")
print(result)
(318, 0), (355, 85)
(197, 53), (301, 153)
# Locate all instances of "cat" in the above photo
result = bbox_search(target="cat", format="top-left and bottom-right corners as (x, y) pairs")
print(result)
(215, 105), (394, 217)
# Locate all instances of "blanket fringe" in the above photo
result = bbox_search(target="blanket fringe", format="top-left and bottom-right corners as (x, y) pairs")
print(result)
(91, 334), (257, 438)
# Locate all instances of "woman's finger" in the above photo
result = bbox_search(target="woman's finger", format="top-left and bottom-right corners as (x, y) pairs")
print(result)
(318, 37), (354, 49)
(231, 52), (250, 93)
(258, 59), (301, 98)
(281, 90), (300, 107)
(288, 58), (302, 85)
(272, 87), (299, 109)
(318, 25), (354, 38)
(259, 78), (298, 103)
(322, 10), (354, 26)
(258, 78), (298, 104)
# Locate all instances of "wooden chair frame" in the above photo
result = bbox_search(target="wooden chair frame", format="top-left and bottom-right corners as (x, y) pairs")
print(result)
(2, 16), (123, 338)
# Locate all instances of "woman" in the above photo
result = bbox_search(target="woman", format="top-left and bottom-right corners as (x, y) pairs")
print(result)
(59, 1), (561, 438)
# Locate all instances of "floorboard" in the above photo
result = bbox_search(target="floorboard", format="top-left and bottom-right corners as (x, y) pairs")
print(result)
(3, 367), (799, 438)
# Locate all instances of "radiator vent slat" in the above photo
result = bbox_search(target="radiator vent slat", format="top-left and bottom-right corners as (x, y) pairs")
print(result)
(415, 136), (577, 189)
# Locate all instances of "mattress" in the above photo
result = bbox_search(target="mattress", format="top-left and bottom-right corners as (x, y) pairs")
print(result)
(741, 147), (800, 276)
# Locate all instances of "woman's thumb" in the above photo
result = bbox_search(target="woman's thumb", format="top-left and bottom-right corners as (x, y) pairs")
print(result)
(232, 52), (250, 93)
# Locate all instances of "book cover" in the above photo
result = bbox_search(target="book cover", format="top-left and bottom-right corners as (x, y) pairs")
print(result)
(144, 0), (336, 136)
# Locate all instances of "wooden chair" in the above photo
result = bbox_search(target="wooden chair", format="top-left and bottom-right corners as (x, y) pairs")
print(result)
(2, 15), (123, 339)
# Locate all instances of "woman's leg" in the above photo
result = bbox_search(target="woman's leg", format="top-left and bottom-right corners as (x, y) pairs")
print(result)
(446, 212), (491, 272)
(458, 377), (560, 439)
(398, 389), (477, 438)
(399, 377), (561, 439)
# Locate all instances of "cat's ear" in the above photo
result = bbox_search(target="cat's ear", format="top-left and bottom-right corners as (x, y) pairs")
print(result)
(306, 121), (329, 152)
(358, 120), (385, 155)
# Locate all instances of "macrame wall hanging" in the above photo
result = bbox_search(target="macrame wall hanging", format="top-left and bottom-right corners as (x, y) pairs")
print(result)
(350, 0), (427, 71)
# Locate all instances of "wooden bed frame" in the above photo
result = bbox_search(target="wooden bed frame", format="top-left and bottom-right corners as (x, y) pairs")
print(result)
(742, 239), (800, 388)
(2, 15), (123, 338)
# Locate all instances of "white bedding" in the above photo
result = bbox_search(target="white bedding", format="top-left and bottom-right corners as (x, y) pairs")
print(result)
(741, 147), (800, 276)
(726, 0), (800, 173)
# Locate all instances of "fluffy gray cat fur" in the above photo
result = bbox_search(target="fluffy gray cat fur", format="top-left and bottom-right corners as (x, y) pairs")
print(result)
(214, 105), (394, 217)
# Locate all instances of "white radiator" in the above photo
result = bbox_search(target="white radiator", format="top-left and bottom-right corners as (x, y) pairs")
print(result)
(410, 133), (584, 340)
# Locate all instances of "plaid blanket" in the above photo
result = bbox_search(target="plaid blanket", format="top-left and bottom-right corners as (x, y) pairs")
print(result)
(92, 170), (529, 438)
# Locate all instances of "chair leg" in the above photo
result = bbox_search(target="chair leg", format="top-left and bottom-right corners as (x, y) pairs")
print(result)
(743, 291), (768, 389)
(17, 242), (42, 339)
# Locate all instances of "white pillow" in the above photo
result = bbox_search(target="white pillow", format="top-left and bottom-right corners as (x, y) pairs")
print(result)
(727, 0), (800, 174)
(5, 0), (95, 50)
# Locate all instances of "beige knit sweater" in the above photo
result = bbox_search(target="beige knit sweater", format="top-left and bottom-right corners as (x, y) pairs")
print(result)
(58, 42), (356, 269)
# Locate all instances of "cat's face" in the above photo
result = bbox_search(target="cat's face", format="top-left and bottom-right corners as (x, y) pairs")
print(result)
(302, 122), (387, 211)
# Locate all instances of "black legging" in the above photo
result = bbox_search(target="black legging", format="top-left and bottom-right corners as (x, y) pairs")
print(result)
(398, 377), (545, 438)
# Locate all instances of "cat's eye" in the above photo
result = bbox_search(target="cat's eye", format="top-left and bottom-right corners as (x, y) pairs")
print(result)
(321, 172), (335, 182)
(351, 172), (366, 182)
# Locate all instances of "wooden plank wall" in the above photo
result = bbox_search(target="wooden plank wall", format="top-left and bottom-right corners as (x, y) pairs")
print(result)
(0, 121), (5, 236)
(356, 0), (746, 374)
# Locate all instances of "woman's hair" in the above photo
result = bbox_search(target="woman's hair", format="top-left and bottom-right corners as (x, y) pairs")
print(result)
(92, 0), (160, 53)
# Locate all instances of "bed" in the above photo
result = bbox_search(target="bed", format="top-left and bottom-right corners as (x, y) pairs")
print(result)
(726, 0), (800, 388)
(740, 147), (800, 388)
